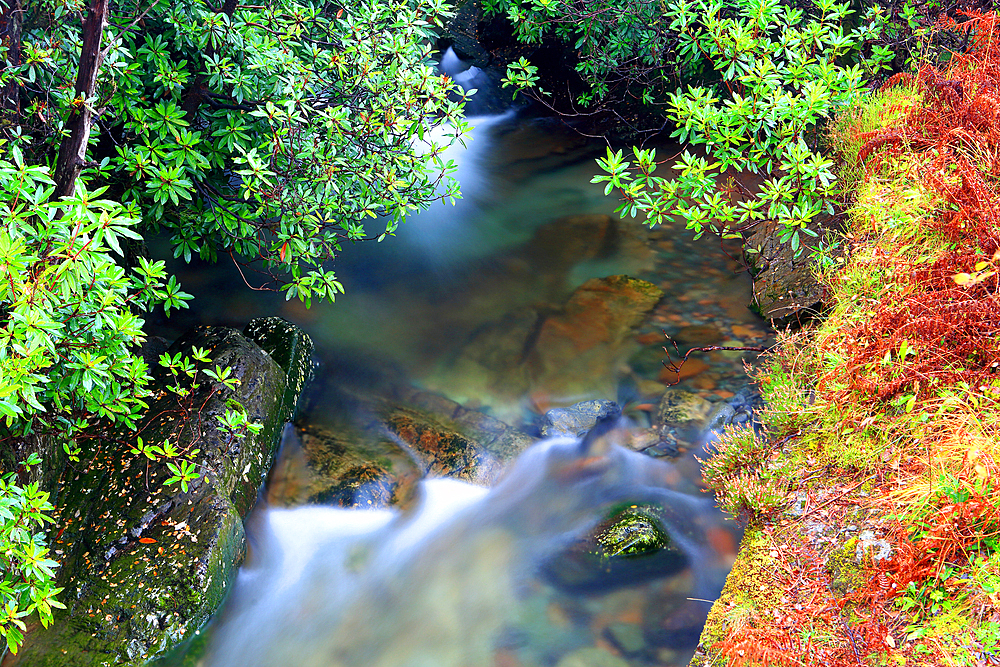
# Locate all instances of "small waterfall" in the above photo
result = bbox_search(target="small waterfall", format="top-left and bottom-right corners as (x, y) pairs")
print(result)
(440, 46), (487, 93)
(439, 46), (513, 117)
(205, 433), (730, 667)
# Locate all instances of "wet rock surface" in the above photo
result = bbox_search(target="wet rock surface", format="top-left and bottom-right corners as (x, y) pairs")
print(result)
(647, 389), (714, 457)
(267, 373), (536, 509)
(703, 386), (763, 436)
(10, 318), (313, 667)
(541, 400), (622, 438)
(743, 220), (829, 324)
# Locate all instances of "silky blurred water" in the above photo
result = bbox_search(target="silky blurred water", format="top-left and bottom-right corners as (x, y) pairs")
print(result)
(201, 434), (731, 667)
(148, 102), (769, 667)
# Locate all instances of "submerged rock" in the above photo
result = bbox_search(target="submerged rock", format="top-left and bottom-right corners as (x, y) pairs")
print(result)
(434, 275), (663, 421)
(656, 389), (712, 433)
(540, 400), (622, 438)
(545, 504), (689, 593)
(11, 318), (313, 667)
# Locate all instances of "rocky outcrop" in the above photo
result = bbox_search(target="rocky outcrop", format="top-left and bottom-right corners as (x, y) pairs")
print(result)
(9, 318), (313, 667)
(743, 220), (829, 324)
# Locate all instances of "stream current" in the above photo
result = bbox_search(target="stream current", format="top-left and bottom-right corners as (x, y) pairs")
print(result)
(154, 98), (774, 666)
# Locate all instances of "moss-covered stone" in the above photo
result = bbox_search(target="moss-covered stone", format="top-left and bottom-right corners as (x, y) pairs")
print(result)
(545, 504), (689, 593)
(827, 537), (864, 597)
(11, 321), (314, 666)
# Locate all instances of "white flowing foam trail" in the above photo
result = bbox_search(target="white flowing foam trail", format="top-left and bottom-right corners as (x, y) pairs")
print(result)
(206, 435), (729, 667)
(440, 46), (486, 93)
(401, 111), (515, 264)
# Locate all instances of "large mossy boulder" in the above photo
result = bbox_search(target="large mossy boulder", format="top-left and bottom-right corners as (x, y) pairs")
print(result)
(9, 318), (313, 667)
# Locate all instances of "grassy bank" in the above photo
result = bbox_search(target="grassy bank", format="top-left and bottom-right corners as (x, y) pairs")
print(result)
(692, 12), (1000, 667)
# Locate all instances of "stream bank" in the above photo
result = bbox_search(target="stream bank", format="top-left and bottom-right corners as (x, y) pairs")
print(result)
(689, 39), (1000, 666)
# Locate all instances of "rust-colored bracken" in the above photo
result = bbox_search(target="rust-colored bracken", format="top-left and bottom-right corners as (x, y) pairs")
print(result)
(830, 11), (1000, 405)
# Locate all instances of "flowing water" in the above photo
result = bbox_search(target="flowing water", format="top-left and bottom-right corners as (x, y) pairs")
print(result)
(153, 98), (774, 666)
(203, 429), (734, 667)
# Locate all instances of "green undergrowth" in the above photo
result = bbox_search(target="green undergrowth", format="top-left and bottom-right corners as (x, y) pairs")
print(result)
(697, 75), (1000, 666)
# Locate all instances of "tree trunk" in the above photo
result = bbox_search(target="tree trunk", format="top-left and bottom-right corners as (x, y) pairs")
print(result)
(51, 0), (107, 201)
(0, 0), (23, 140)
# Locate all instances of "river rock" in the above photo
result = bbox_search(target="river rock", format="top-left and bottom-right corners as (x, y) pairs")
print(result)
(743, 219), (828, 324)
(280, 421), (422, 509)
(10, 319), (313, 666)
(388, 385), (535, 463)
(269, 377), (536, 509)
(528, 276), (663, 404)
(704, 386), (763, 435)
(540, 400), (622, 438)
(380, 406), (506, 483)
(655, 389), (713, 429)
(545, 504), (689, 593)
(431, 275), (662, 422)
(652, 389), (714, 455)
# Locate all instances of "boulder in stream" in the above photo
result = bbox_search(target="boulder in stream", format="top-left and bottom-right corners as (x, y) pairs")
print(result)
(433, 275), (663, 422)
(540, 399), (622, 438)
(268, 380), (536, 509)
(544, 503), (689, 593)
(8, 318), (313, 667)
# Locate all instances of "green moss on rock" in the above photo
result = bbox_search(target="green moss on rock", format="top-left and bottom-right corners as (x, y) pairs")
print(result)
(11, 321), (314, 666)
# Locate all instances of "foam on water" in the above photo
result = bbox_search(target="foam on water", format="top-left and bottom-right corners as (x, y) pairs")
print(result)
(204, 431), (729, 667)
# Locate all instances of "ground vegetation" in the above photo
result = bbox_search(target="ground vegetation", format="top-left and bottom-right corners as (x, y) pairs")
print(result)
(693, 11), (1000, 665)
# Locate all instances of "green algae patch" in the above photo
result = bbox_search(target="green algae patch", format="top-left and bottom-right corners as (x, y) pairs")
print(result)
(546, 504), (690, 593)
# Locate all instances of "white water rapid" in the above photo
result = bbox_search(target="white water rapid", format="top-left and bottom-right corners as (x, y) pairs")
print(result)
(204, 426), (730, 667)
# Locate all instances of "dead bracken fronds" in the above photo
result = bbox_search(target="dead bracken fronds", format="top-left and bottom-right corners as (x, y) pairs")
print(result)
(699, 12), (1000, 667)
(829, 11), (1000, 405)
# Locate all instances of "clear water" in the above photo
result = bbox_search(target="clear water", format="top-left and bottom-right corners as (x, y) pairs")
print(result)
(152, 113), (768, 425)
(150, 111), (771, 667)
